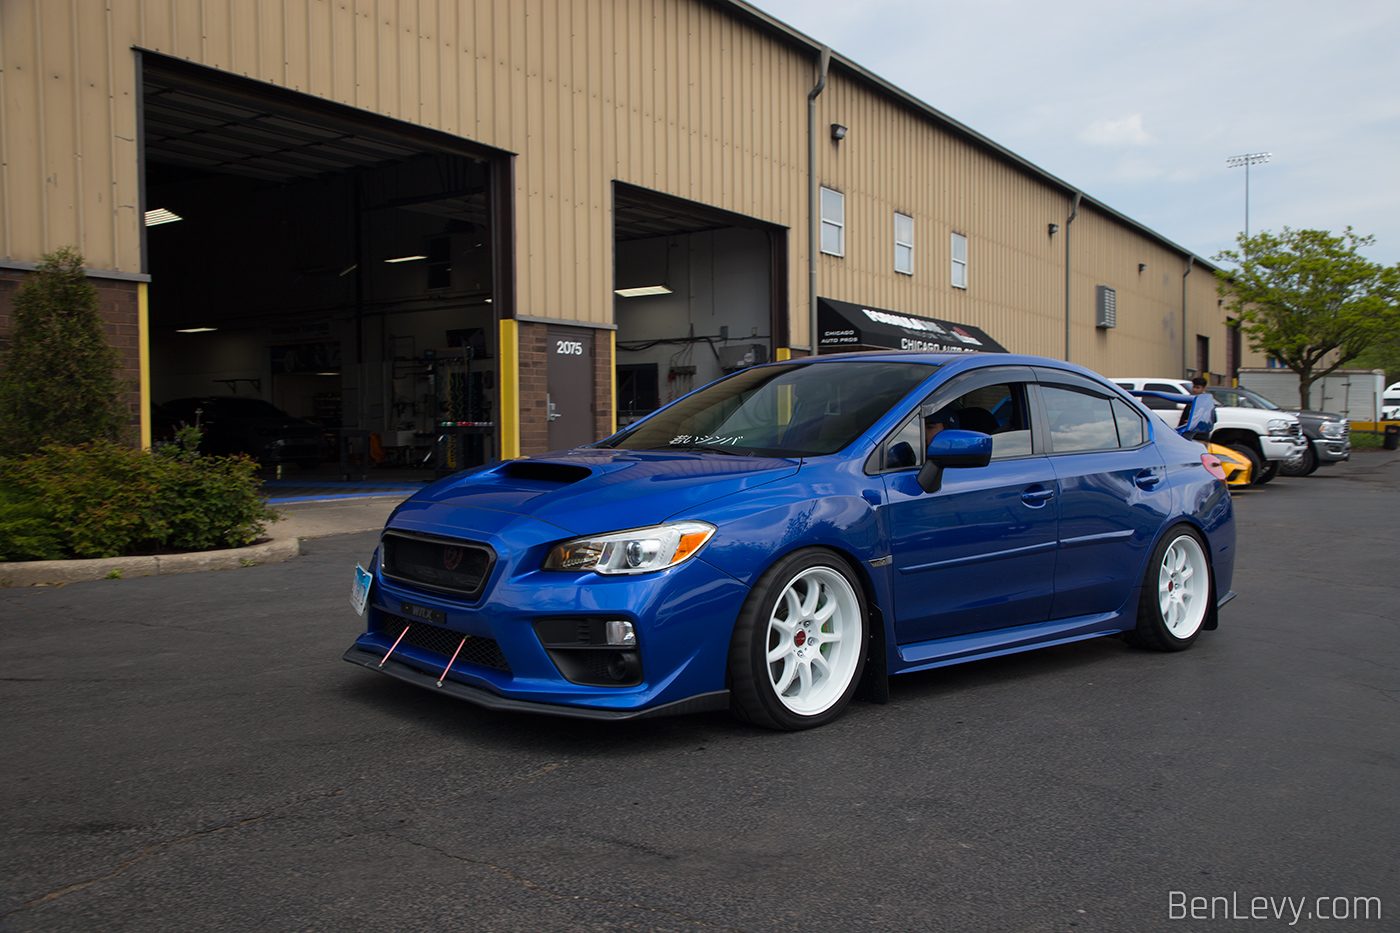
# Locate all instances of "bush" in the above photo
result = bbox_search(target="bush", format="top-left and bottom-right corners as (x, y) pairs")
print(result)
(0, 486), (65, 561)
(0, 436), (278, 560)
(0, 247), (129, 456)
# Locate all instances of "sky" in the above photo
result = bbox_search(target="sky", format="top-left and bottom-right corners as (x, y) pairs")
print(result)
(748, 0), (1400, 267)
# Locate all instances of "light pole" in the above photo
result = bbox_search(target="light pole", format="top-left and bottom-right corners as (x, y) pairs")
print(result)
(1226, 152), (1271, 247)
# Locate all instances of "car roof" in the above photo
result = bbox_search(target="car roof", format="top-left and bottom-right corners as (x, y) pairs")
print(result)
(781, 350), (1118, 384)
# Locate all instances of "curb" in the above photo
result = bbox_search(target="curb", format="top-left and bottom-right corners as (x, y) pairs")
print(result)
(0, 536), (302, 587)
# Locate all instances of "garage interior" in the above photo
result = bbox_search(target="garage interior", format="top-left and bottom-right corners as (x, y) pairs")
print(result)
(612, 183), (787, 429)
(141, 58), (500, 472)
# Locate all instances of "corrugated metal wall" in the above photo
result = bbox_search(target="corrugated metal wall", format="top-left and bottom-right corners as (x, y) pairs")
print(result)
(0, 0), (1258, 375)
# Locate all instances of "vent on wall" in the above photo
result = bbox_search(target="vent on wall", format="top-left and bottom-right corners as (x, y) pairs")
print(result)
(1095, 286), (1117, 329)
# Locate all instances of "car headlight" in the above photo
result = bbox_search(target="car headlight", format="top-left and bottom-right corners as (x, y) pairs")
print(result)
(1266, 419), (1293, 436)
(542, 521), (716, 575)
(1320, 421), (1347, 439)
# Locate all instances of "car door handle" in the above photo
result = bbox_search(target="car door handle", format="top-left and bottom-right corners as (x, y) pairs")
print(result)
(1134, 469), (1162, 490)
(1021, 485), (1055, 505)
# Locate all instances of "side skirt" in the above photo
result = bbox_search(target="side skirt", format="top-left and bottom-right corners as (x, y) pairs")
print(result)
(892, 612), (1125, 675)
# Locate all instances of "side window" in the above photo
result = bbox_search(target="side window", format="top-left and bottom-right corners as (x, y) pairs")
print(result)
(1112, 398), (1146, 447)
(923, 383), (1033, 461)
(1041, 385), (1120, 453)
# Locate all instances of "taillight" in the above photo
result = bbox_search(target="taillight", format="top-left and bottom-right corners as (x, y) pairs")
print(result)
(1201, 453), (1227, 481)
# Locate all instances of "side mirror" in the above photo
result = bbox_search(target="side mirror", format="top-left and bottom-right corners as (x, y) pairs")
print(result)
(917, 429), (993, 493)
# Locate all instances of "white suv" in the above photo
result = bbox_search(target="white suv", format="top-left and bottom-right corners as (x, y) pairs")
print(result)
(1113, 378), (1307, 484)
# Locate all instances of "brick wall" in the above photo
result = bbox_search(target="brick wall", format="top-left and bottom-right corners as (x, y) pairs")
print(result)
(0, 269), (143, 439)
(593, 333), (613, 440)
(517, 321), (549, 455)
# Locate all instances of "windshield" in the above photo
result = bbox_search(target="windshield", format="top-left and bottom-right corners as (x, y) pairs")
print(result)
(604, 361), (938, 456)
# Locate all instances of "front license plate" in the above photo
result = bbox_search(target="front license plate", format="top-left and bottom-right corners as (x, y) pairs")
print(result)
(400, 601), (446, 625)
(350, 564), (373, 616)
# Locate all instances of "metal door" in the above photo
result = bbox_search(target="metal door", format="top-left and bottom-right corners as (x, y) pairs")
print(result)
(546, 326), (596, 451)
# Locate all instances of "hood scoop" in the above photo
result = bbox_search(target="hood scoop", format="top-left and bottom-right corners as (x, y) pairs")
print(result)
(501, 460), (593, 485)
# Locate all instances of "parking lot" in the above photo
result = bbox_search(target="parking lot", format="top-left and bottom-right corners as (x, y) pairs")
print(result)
(3, 454), (1397, 932)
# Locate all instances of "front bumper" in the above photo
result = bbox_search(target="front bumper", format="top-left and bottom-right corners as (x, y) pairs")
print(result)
(1260, 435), (1308, 462)
(1311, 436), (1350, 464)
(347, 508), (751, 717)
(344, 646), (730, 720)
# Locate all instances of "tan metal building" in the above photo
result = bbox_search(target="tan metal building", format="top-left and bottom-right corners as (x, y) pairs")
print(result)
(0, 0), (1255, 462)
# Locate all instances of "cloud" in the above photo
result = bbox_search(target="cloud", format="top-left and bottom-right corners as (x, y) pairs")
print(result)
(1079, 114), (1156, 147)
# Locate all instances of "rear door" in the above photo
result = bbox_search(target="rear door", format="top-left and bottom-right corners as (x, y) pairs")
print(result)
(1034, 371), (1171, 619)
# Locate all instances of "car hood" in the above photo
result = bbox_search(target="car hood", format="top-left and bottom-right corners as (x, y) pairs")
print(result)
(1277, 408), (1343, 422)
(400, 446), (802, 536)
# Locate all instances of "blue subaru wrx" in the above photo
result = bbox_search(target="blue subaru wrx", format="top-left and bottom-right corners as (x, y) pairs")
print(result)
(345, 352), (1235, 730)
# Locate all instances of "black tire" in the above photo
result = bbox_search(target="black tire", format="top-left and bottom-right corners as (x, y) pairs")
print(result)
(1125, 526), (1212, 652)
(1225, 443), (1263, 484)
(1281, 443), (1317, 477)
(1254, 458), (1280, 484)
(727, 549), (868, 731)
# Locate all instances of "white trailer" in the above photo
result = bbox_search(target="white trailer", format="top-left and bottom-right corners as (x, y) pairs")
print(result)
(1237, 368), (1386, 421)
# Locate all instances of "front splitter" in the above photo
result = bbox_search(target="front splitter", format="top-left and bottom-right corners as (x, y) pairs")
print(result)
(342, 646), (730, 721)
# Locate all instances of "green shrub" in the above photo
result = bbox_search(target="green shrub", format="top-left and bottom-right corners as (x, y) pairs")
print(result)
(0, 485), (65, 561)
(0, 247), (129, 456)
(0, 438), (278, 560)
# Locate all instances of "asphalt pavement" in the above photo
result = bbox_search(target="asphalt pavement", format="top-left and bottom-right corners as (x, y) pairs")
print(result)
(1, 451), (1397, 932)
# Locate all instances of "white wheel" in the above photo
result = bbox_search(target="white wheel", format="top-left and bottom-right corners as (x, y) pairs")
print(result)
(1157, 534), (1209, 639)
(1128, 527), (1212, 651)
(764, 566), (863, 715)
(728, 550), (868, 730)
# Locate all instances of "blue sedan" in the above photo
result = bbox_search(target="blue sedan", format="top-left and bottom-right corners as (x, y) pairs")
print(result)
(345, 352), (1236, 730)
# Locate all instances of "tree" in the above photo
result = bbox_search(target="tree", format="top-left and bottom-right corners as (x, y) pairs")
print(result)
(1214, 228), (1400, 409)
(0, 246), (130, 455)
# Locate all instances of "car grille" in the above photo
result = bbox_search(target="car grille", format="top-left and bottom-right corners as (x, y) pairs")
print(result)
(380, 613), (511, 672)
(380, 531), (495, 598)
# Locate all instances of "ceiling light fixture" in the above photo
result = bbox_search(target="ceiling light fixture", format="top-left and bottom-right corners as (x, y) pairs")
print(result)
(176, 327), (217, 333)
(384, 254), (428, 263)
(145, 208), (183, 226)
(614, 285), (674, 298)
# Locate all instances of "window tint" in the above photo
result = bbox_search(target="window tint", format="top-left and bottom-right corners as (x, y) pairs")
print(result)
(1041, 385), (1120, 453)
(1112, 399), (1145, 447)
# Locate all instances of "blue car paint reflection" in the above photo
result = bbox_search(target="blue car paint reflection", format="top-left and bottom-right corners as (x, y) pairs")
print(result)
(346, 352), (1236, 729)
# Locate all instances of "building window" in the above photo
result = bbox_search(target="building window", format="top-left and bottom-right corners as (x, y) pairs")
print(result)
(950, 232), (968, 288)
(820, 187), (844, 257)
(894, 212), (914, 275)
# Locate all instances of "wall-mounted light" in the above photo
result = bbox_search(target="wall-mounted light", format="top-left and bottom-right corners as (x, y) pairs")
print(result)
(145, 208), (183, 226)
(614, 285), (674, 298)
(384, 254), (428, 263)
(830, 123), (848, 141)
(1048, 223), (1060, 235)
(1138, 263), (1147, 273)
(175, 327), (217, 333)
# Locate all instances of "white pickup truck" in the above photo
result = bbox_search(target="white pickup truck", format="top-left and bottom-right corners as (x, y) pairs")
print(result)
(1113, 377), (1308, 484)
